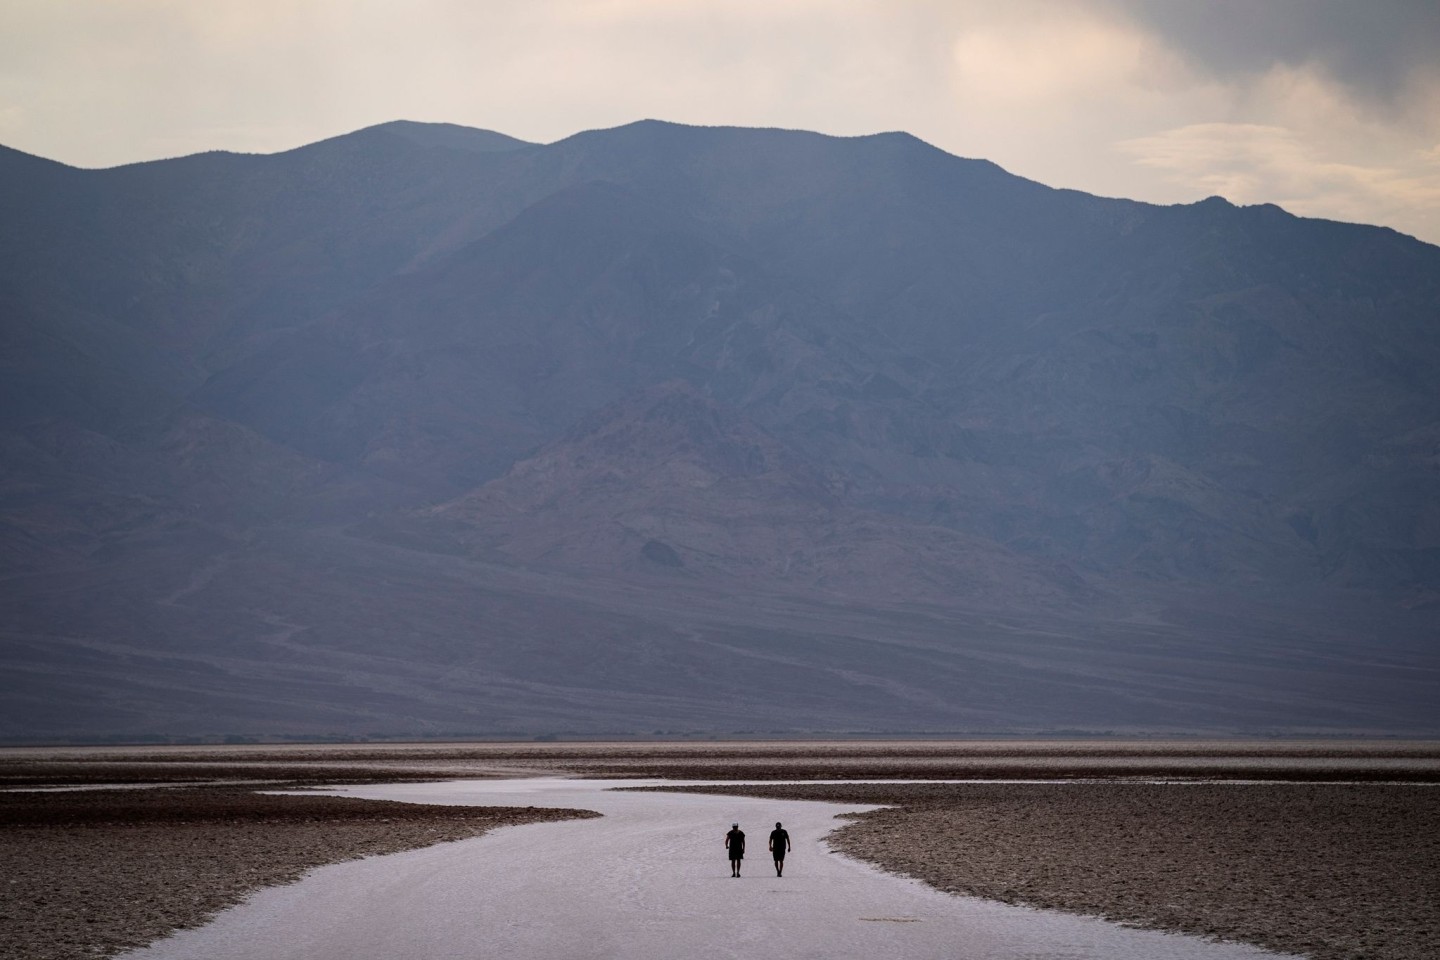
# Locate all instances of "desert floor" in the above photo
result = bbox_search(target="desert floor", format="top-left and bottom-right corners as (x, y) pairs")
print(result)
(2, 739), (1437, 960)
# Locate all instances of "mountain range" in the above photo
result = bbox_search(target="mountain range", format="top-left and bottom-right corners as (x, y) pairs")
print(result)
(2, 119), (1437, 741)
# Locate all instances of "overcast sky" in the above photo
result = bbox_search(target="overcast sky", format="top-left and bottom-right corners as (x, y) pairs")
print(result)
(3, 0), (1437, 244)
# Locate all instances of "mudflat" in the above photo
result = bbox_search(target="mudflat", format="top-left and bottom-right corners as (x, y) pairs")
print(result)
(3, 740), (1437, 960)
(660, 780), (1440, 960)
(0, 788), (596, 960)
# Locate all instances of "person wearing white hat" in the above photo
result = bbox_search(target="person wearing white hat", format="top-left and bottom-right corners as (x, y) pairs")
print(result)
(724, 822), (746, 877)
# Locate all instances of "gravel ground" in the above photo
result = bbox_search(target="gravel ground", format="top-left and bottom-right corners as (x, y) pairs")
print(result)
(657, 782), (1440, 960)
(0, 788), (596, 960)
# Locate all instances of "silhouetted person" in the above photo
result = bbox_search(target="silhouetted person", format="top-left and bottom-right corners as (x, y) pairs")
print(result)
(725, 822), (745, 877)
(769, 821), (791, 876)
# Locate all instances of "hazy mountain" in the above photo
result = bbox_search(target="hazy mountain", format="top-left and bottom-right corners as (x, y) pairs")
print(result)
(1, 120), (1436, 741)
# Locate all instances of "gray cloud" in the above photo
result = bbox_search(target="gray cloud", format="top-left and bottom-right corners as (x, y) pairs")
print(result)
(1111, 0), (1440, 108)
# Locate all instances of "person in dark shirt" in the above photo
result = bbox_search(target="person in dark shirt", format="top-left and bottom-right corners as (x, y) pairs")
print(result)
(768, 821), (791, 877)
(725, 822), (745, 877)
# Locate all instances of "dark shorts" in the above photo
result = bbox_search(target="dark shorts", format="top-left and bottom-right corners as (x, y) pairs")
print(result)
(728, 851), (743, 861)
(772, 849), (785, 860)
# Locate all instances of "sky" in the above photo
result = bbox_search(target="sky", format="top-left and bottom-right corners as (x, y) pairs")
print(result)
(2, 0), (1438, 244)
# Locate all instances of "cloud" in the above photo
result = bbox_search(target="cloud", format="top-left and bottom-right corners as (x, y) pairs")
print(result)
(1115, 53), (1440, 242)
(927, 5), (1235, 207)
(925, 1), (1440, 245)
(948, 7), (1183, 103)
(1109, 0), (1440, 112)
(0, 0), (1436, 243)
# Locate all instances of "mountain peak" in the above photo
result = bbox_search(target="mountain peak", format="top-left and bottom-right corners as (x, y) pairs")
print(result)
(352, 120), (534, 153)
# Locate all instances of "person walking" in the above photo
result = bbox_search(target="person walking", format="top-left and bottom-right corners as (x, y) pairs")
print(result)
(725, 822), (745, 877)
(768, 821), (791, 877)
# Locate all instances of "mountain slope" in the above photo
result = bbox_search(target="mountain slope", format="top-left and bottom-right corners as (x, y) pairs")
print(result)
(413, 381), (1095, 609)
(0, 120), (1437, 740)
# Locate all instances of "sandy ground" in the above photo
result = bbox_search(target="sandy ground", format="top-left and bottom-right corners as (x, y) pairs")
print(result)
(3, 741), (1438, 960)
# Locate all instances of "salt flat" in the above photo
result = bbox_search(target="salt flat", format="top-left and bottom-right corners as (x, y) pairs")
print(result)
(120, 778), (1292, 960)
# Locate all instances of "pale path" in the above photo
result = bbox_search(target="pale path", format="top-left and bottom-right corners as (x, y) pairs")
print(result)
(122, 779), (1292, 960)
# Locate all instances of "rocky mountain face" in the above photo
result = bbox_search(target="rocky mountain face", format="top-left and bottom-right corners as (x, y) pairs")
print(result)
(1, 121), (1437, 740)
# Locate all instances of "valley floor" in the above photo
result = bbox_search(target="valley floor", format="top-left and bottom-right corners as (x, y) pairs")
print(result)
(658, 780), (1440, 960)
(2, 740), (1437, 960)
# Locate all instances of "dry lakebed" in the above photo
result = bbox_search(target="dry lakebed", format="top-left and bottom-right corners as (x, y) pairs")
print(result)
(2, 740), (1437, 960)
